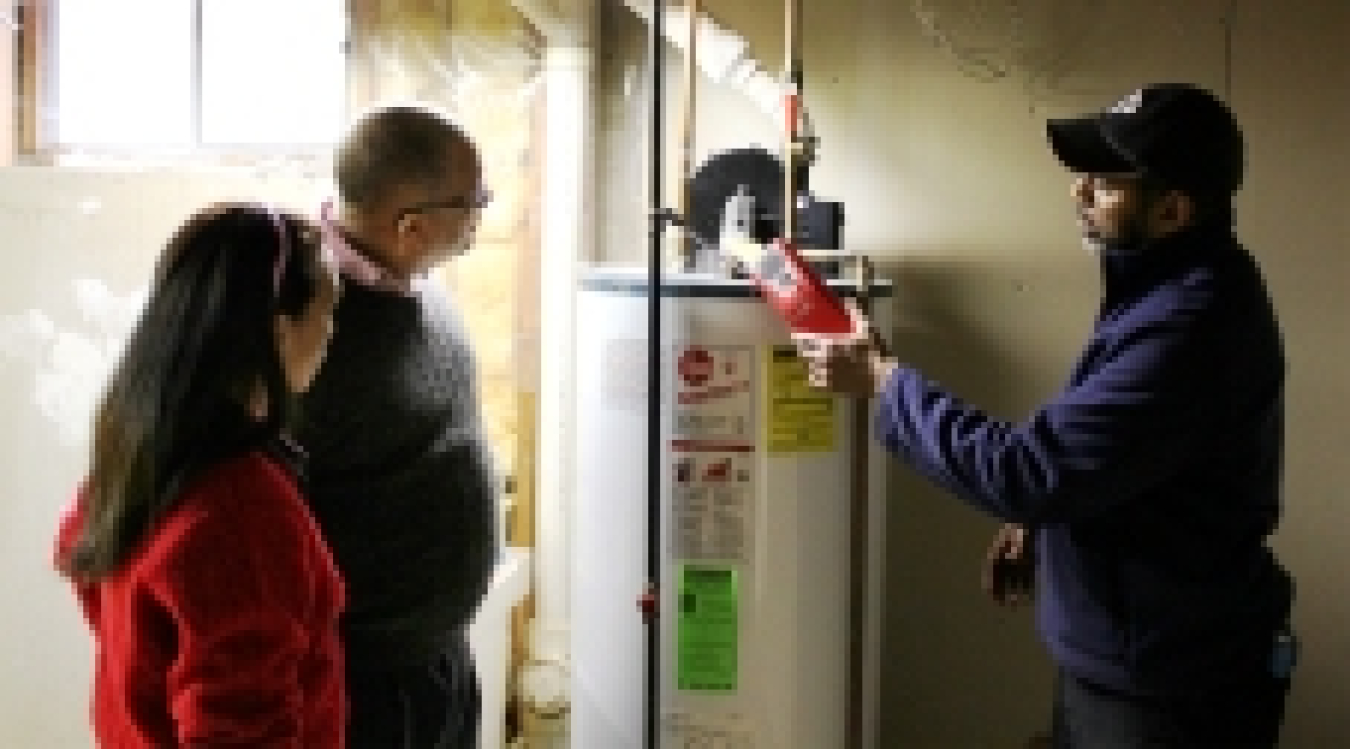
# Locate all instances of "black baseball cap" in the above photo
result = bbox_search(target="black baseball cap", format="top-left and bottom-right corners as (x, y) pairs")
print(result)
(1047, 83), (1245, 194)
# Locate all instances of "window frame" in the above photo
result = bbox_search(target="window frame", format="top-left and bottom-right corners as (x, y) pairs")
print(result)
(16, 0), (350, 164)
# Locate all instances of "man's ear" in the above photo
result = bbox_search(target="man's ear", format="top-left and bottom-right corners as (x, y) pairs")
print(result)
(394, 210), (421, 240)
(382, 212), (424, 273)
(395, 210), (431, 253)
(1152, 190), (1194, 236)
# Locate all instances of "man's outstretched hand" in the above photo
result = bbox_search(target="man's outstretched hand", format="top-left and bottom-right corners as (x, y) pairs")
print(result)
(792, 301), (897, 397)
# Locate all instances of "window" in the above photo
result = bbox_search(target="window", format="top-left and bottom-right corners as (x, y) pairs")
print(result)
(26, 0), (347, 155)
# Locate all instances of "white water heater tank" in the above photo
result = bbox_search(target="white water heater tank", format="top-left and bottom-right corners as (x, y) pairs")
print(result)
(571, 266), (893, 749)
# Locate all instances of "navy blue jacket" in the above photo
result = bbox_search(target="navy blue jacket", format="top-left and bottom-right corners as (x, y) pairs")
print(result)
(875, 221), (1292, 694)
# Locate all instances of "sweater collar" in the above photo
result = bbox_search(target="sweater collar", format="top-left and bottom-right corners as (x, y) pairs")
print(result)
(319, 199), (415, 297)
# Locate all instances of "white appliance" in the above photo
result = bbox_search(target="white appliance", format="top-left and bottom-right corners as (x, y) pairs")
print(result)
(571, 266), (893, 748)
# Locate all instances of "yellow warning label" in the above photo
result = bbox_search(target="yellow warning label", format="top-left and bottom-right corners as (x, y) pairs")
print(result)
(764, 345), (835, 452)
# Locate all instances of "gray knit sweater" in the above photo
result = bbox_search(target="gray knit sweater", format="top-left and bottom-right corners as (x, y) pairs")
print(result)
(297, 276), (499, 669)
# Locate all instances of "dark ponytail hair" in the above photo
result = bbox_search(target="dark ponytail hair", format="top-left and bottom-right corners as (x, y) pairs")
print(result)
(60, 203), (324, 579)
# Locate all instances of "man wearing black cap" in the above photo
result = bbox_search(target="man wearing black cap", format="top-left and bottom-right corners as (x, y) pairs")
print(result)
(796, 83), (1295, 747)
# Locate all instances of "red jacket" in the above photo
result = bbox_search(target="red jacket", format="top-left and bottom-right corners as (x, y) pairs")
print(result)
(57, 450), (346, 748)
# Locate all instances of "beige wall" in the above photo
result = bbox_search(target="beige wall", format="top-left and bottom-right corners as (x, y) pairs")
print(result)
(597, 0), (1350, 746)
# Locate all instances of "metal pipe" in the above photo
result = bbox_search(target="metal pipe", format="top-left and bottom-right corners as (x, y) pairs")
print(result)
(782, 0), (799, 243)
(848, 257), (874, 749)
(676, 0), (699, 269)
(645, 2), (666, 748)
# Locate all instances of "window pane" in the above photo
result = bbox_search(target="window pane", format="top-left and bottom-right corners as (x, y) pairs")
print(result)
(53, 0), (194, 147)
(199, 0), (347, 146)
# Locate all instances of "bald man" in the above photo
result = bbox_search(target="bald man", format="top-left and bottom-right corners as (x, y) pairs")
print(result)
(297, 105), (497, 749)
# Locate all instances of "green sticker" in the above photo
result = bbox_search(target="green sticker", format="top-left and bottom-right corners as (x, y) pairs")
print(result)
(676, 565), (740, 692)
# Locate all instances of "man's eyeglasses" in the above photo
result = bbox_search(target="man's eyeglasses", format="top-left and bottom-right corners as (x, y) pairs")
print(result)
(396, 186), (493, 224)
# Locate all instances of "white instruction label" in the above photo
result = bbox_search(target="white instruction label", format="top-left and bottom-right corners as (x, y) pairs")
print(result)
(663, 710), (755, 748)
(670, 344), (756, 562)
